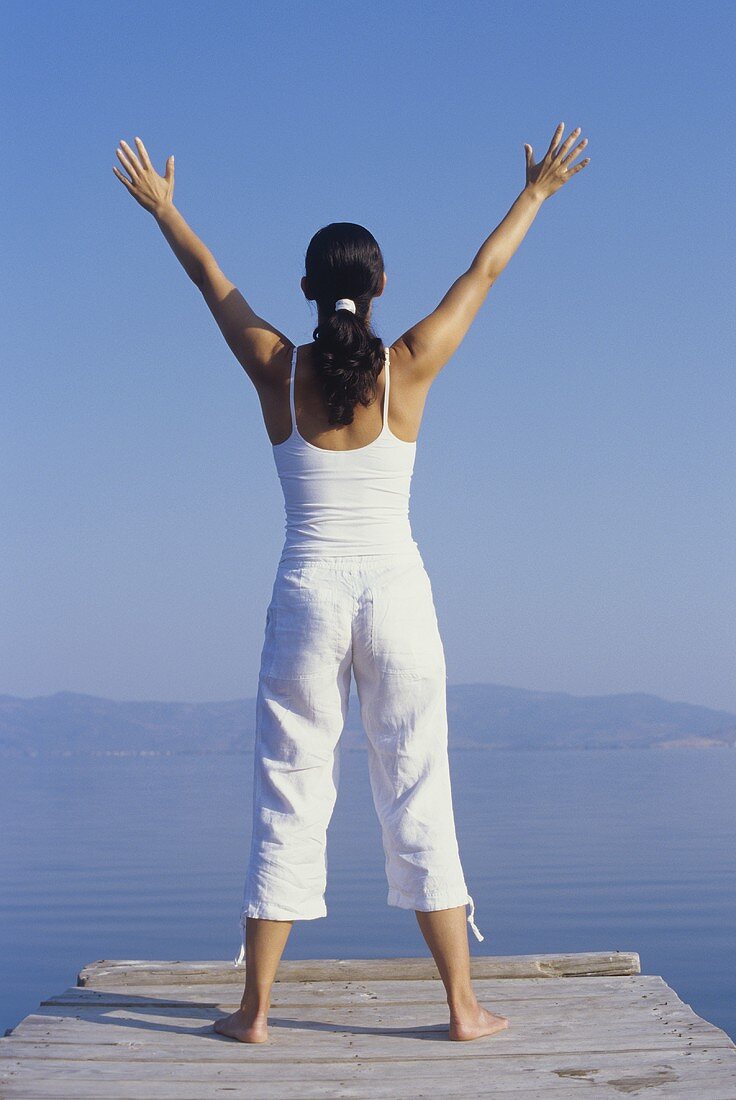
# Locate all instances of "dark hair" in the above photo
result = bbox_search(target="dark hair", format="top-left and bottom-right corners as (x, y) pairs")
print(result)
(303, 222), (385, 426)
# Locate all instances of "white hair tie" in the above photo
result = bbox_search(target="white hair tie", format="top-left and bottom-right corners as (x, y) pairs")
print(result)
(335, 298), (356, 314)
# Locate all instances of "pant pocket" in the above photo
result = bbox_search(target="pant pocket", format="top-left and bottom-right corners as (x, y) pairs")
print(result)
(262, 585), (344, 681)
(370, 562), (445, 674)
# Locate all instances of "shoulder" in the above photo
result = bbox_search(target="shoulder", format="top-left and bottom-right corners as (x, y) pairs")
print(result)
(385, 341), (432, 392)
(252, 341), (296, 396)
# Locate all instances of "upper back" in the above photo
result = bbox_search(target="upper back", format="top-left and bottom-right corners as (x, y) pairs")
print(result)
(258, 342), (432, 450)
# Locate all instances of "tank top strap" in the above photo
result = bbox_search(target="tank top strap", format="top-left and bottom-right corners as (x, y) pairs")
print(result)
(289, 345), (298, 433)
(382, 345), (390, 431)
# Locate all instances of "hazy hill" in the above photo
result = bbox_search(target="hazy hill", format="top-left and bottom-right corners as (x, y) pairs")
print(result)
(1, 685), (734, 755)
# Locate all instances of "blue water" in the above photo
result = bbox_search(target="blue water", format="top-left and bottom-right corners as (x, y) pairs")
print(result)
(1, 747), (734, 1041)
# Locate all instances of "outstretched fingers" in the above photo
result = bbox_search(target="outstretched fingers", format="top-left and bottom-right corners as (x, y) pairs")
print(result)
(115, 141), (140, 182)
(112, 135), (174, 212)
(565, 155), (591, 177)
(133, 136), (154, 171)
(561, 135), (589, 168)
(555, 126), (582, 163)
(112, 164), (135, 192)
(549, 123), (591, 181)
(530, 122), (591, 195)
(544, 122), (565, 160)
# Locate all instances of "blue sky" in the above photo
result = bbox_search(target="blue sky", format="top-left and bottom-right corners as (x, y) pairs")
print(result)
(2, 0), (734, 711)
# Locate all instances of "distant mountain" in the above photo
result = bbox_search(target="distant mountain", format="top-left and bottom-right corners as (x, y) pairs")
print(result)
(445, 684), (736, 750)
(1, 686), (734, 755)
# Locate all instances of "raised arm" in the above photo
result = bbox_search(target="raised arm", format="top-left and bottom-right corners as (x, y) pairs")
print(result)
(393, 122), (590, 384)
(112, 137), (288, 386)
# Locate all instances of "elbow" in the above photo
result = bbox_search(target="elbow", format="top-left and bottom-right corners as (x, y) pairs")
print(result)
(469, 261), (497, 288)
(191, 264), (206, 290)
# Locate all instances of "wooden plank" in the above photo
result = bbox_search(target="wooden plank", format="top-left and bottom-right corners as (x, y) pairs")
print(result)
(43, 973), (666, 1008)
(19, 992), (708, 1030)
(1, 1049), (735, 1099)
(76, 950), (641, 987)
(6, 994), (734, 1058)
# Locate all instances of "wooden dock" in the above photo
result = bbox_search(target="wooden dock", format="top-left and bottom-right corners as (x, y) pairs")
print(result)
(2, 951), (735, 1097)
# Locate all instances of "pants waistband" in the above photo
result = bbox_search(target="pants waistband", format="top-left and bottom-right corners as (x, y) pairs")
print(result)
(277, 547), (424, 571)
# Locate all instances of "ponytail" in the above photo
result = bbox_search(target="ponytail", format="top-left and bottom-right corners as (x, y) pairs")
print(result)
(304, 223), (386, 426)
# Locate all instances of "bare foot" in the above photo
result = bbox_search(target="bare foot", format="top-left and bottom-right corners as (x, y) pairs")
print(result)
(213, 1007), (269, 1043)
(449, 1000), (509, 1041)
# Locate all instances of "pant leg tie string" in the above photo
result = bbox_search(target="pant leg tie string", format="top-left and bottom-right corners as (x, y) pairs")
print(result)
(233, 915), (246, 965)
(466, 893), (485, 942)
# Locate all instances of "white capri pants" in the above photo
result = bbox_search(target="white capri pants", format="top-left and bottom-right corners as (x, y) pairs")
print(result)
(235, 549), (484, 963)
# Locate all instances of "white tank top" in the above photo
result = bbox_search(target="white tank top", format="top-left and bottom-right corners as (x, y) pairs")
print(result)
(272, 344), (420, 562)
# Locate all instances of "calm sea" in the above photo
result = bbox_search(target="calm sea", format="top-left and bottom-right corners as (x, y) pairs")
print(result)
(1, 747), (734, 1040)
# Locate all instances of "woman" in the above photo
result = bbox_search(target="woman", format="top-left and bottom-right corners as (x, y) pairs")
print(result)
(113, 122), (589, 1043)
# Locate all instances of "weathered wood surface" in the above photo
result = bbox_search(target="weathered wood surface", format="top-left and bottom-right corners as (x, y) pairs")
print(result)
(2, 955), (735, 1098)
(44, 973), (660, 1008)
(77, 950), (641, 987)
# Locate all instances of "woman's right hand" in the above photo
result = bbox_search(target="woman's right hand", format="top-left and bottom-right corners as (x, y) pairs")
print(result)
(524, 122), (590, 200)
(113, 136), (175, 215)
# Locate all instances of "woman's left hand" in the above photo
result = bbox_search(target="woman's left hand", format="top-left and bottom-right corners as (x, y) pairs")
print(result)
(113, 137), (174, 214)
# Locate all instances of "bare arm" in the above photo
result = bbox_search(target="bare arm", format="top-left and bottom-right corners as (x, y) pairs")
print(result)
(394, 122), (590, 383)
(113, 137), (288, 386)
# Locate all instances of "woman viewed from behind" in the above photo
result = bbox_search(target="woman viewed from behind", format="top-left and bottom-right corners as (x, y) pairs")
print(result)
(113, 121), (590, 1043)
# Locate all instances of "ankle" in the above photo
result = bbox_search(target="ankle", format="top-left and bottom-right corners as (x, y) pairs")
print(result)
(447, 988), (478, 1014)
(239, 993), (270, 1017)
